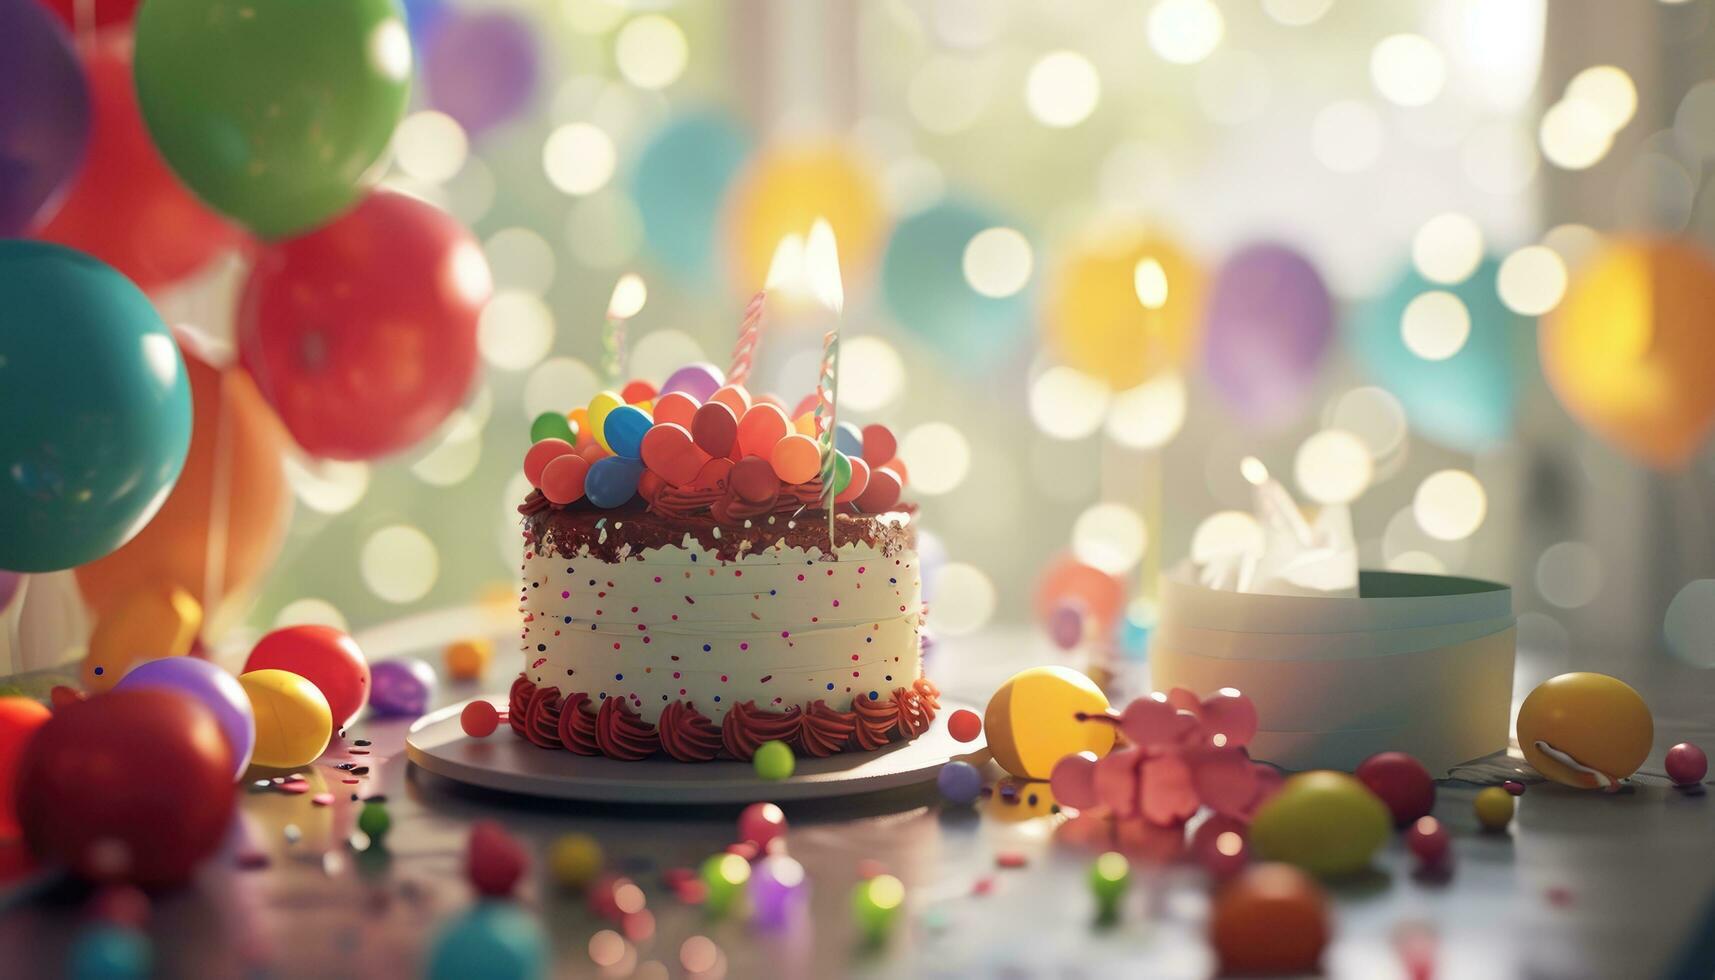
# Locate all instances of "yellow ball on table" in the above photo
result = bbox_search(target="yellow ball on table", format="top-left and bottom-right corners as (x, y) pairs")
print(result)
(238, 668), (332, 770)
(983, 666), (1114, 780)
(445, 638), (493, 682)
(1473, 787), (1514, 831)
(549, 834), (604, 890)
(1516, 672), (1652, 790)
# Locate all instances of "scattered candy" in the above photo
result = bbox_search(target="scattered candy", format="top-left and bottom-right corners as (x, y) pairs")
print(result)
(426, 902), (546, 980)
(737, 802), (787, 851)
(747, 854), (807, 929)
(995, 851), (1028, 869)
(851, 873), (904, 944)
(1404, 816), (1451, 872)
(983, 666), (1115, 780)
(67, 925), (151, 980)
(1666, 742), (1708, 787)
(1474, 786), (1514, 831)
(1210, 863), (1330, 976)
(245, 625), (371, 728)
(468, 821), (529, 898)
(947, 708), (982, 743)
(115, 657), (256, 778)
(1503, 780), (1526, 796)
(445, 638), (493, 682)
(1516, 672), (1653, 790)
(369, 658), (438, 718)
(699, 853), (751, 917)
(753, 740), (795, 781)
(461, 700), (501, 738)
(1088, 851), (1129, 924)
(1046, 602), (1085, 650)
(358, 801), (391, 844)
(238, 668), (333, 769)
(1354, 751), (1436, 827)
(1249, 771), (1390, 878)
(529, 411), (575, 444)
(549, 834), (604, 890)
(1189, 816), (1251, 879)
(936, 761), (983, 804)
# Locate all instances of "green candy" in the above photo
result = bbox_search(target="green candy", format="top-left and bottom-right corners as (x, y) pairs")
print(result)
(851, 875), (904, 943)
(530, 412), (576, 445)
(699, 853), (750, 917)
(358, 801), (391, 843)
(133, 0), (411, 238)
(752, 740), (795, 781)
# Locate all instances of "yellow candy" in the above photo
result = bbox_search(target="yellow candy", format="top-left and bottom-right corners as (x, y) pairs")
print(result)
(80, 586), (202, 693)
(983, 666), (1114, 780)
(239, 668), (332, 770)
(445, 638), (493, 682)
(587, 391), (624, 454)
(1516, 672), (1652, 790)
(1250, 771), (1390, 878)
(1474, 787), (1514, 831)
(549, 833), (604, 889)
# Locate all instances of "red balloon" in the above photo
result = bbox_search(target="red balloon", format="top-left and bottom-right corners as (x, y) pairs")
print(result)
(37, 0), (140, 29)
(244, 626), (371, 728)
(35, 35), (241, 291)
(0, 698), (51, 838)
(691, 401), (738, 457)
(237, 191), (490, 460)
(854, 467), (902, 514)
(729, 455), (779, 504)
(640, 423), (706, 487)
(524, 438), (574, 488)
(861, 424), (897, 467)
(835, 456), (870, 504)
(15, 689), (234, 885)
(540, 454), (589, 505)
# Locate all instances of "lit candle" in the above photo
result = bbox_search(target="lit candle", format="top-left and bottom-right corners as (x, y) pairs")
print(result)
(804, 218), (845, 547)
(603, 273), (646, 386)
(1241, 456), (1314, 547)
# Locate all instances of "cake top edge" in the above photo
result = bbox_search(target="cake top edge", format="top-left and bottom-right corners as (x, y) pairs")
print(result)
(522, 498), (916, 564)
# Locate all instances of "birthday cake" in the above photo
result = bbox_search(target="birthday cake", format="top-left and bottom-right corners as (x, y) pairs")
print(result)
(509, 360), (936, 763)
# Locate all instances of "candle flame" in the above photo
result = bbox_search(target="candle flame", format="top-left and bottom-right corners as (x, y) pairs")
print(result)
(607, 272), (647, 319)
(765, 233), (806, 293)
(805, 218), (845, 314)
(1134, 257), (1169, 310)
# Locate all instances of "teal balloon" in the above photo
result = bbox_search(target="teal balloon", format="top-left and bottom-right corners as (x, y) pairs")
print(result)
(1352, 258), (1532, 453)
(631, 111), (752, 281)
(0, 242), (192, 572)
(427, 902), (546, 980)
(881, 199), (1031, 372)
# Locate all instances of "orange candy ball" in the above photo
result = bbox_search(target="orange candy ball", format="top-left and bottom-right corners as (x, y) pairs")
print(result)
(652, 391), (699, 429)
(1210, 863), (1331, 976)
(771, 434), (821, 485)
(710, 384), (751, 418)
(621, 380), (656, 404)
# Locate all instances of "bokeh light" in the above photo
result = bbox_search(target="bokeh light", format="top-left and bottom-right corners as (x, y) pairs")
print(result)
(933, 563), (996, 635)
(1665, 580), (1715, 669)
(589, 929), (627, 968)
(544, 123), (617, 195)
(909, 55), (992, 134)
(1262, 0), (1332, 26)
(1191, 510), (1264, 563)
(1535, 541), (1602, 609)
(1400, 290), (1472, 361)
(1672, 80), (1715, 161)
(1565, 65), (1637, 133)
(1312, 100), (1384, 173)
(615, 15), (688, 90)
(1072, 503), (1148, 574)
(483, 227), (556, 295)
(273, 598), (349, 632)
(523, 357), (600, 420)
(1148, 0), (1224, 65)
(286, 457), (369, 515)
(1105, 373), (1187, 450)
(478, 291), (556, 370)
(411, 412), (484, 486)
(1371, 34), (1446, 107)
(1539, 98), (1612, 170)
(1025, 51), (1101, 127)
(899, 422), (971, 495)
(566, 190), (644, 268)
(962, 227), (1034, 299)
(361, 525), (440, 603)
(392, 110), (468, 183)
(1496, 245), (1567, 315)
(1196, 50), (1271, 125)
(1030, 366), (1111, 440)
(1327, 386), (1408, 459)
(841, 336), (906, 412)
(1541, 223), (1603, 268)
(679, 936), (719, 974)
(1413, 470), (1487, 541)
(1293, 429), (1373, 505)
(1412, 213), (1484, 285)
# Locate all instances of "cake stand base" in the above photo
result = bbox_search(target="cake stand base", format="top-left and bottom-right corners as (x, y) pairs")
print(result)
(405, 695), (984, 804)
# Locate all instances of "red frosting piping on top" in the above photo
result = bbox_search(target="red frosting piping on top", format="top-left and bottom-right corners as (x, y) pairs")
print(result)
(508, 674), (533, 737)
(595, 696), (660, 760)
(657, 700), (723, 763)
(722, 701), (802, 761)
(525, 686), (563, 749)
(557, 691), (600, 755)
(797, 700), (858, 757)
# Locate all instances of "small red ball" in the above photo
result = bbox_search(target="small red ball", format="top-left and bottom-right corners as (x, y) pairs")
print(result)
(947, 709), (982, 743)
(244, 625), (371, 728)
(737, 802), (787, 851)
(1666, 742), (1708, 787)
(461, 701), (500, 738)
(1405, 816), (1451, 870)
(1189, 815), (1250, 880)
(1354, 751), (1435, 826)
(1503, 780), (1526, 796)
(467, 820), (528, 897)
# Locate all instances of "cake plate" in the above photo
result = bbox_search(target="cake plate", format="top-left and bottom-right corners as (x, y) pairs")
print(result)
(406, 695), (984, 804)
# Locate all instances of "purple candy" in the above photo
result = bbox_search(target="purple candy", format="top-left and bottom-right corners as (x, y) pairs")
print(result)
(370, 658), (438, 718)
(746, 854), (807, 930)
(114, 657), (255, 777)
(659, 363), (725, 402)
(937, 761), (983, 804)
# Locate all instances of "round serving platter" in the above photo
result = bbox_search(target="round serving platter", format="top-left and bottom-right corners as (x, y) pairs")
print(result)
(405, 694), (983, 804)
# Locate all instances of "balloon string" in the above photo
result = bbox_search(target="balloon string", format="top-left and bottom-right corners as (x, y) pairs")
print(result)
(203, 371), (235, 632)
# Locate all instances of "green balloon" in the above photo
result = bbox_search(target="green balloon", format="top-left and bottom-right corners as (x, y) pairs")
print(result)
(530, 411), (575, 445)
(133, 0), (411, 239)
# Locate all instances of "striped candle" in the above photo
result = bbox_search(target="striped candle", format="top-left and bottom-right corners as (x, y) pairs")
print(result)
(727, 290), (766, 387)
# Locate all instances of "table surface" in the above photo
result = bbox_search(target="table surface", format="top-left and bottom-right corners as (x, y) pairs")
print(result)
(2, 626), (1712, 980)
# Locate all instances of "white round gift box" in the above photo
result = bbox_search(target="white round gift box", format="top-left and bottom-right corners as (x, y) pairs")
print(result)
(1149, 570), (1515, 775)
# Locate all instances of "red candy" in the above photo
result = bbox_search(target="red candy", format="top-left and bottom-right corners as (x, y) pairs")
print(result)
(540, 454), (590, 505)
(621, 380), (657, 404)
(467, 820), (528, 897)
(691, 401), (739, 457)
(736, 403), (791, 459)
(524, 438), (575, 488)
(640, 422), (707, 487)
(1405, 816), (1451, 871)
(1210, 864), (1330, 976)
(737, 802), (787, 850)
(861, 424), (897, 466)
(947, 709), (982, 743)
(835, 457), (871, 504)
(461, 700), (500, 738)
(854, 467), (903, 513)
(730, 456), (779, 504)
(1667, 742), (1707, 787)
(245, 625), (371, 728)
(652, 391), (699, 429)
(1190, 815), (1250, 879)
(1354, 751), (1435, 826)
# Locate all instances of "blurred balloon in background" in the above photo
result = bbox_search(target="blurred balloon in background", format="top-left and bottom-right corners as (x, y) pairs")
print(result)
(1541, 237), (1715, 469)
(76, 340), (290, 630)
(133, 0), (411, 238)
(0, 242), (192, 572)
(0, 573), (20, 611)
(424, 10), (539, 137)
(725, 142), (886, 295)
(1035, 553), (1127, 637)
(1044, 226), (1205, 390)
(34, 35), (242, 293)
(401, 0), (448, 46)
(632, 111), (753, 282)
(0, 0), (89, 235)
(1202, 242), (1333, 427)
(237, 191), (491, 460)
(38, 0), (142, 28)
(1352, 258), (1530, 453)
(881, 199), (1033, 372)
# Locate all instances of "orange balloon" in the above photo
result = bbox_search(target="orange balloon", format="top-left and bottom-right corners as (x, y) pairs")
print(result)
(1034, 553), (1126, 633)
(77, 344), (289, 628)
(1044, 225), (1205, 390)
(1541, 237), (1715, 469)
(737, 403), (790, 459)
(725, 142), (886, 295)
(770, 434), (821, 485)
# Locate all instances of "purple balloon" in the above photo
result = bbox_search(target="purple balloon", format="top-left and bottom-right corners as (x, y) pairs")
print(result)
(115, 657), (255, 778)
(370, 658), (437, 717)
(0, 0), (91, 235)
(659, 363), (725, 402)
(424, 11), (540, 135)
(1048, 602), (1085, 650)
(1202, 242), (1333, 427)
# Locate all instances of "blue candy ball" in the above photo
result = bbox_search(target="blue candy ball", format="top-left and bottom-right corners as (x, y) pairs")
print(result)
(427, 902), (546, 980)
(937, 760), (983, 805)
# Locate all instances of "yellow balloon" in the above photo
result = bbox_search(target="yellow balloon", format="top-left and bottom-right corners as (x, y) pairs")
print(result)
(586, 390), (623, 454)
(725, 142), (886, 295)
(1516, 672), (1652, 790)
(81, 586), (202, 693)
(983, 666), (1114, 779)
(1044, 226), (1205, 391)
(1542, 238), (1715, 469)
(239, 668), (333, 770)
(1250, 771), (1390, 877)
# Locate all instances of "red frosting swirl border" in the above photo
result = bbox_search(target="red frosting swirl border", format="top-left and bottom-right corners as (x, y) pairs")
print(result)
(508, 674), (941, 763)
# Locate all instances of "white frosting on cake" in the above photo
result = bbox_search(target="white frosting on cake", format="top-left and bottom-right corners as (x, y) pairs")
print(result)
(519, 532), (924, 723)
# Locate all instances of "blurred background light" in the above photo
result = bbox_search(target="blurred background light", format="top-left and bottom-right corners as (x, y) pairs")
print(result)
(1025, 51), (1101, 128)
(962, 227), (1034, 299)
(483, 227), (556, 295)
(1072, 503), (1149, 575)
(1294, 429), (1373, 505)
(392, 110), (469, 183)
(1413, 469), (1487, 541)
(1148, 0), (1225, 65)
(478, 291), (556, 370)
(615, 15), (689, 91)
(1106, 373), (1187, 450)
(933, 563), (996, 635)
(1191, 510), (1265, 563)
(1371, 34), (1447, 107)
(1412, 213), (1484, 285)
(1496, 245), (1568, 315)
(840, 337), (906, 412)
(1261, 0), (1333, 27)
(1535, 541), (1603, 609)
(361, 525), (440, 603)
(1030, 366), (1111, 441)
(1400, 290), (1472, 361)
(899, 422), (972, 495)
(544, 123), (618, 195)
(1312, 100), (1384, 173)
